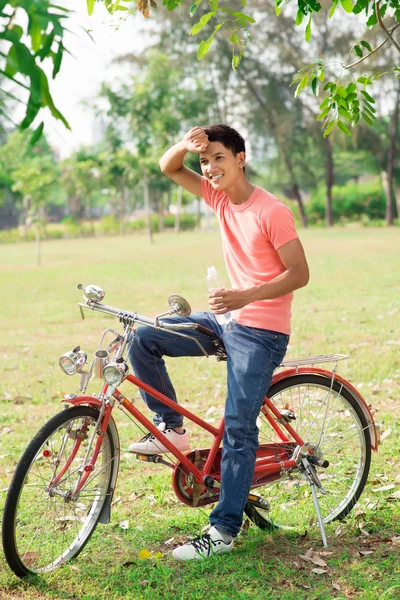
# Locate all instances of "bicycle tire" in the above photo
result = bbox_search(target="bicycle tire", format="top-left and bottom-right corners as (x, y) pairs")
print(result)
(2, 406), (115, 577)
(245, 373), (371, 531)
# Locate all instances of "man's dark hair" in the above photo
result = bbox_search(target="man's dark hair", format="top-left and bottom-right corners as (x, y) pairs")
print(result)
(203, 124), (246, 156)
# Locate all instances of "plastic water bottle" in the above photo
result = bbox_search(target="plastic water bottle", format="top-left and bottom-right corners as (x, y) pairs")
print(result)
(206, 266), (232, 325)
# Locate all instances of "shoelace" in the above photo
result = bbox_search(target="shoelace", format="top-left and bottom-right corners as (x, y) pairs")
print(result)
(190, 534), (214, 555)
(139, 432), (153, 443)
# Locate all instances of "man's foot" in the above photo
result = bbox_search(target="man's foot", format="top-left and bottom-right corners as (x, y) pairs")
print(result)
(128, 422), (190, 455)
(172, 526), (233, 561)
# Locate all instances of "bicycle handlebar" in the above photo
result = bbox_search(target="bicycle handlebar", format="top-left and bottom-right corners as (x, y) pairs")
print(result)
(78, 301), (198, 332)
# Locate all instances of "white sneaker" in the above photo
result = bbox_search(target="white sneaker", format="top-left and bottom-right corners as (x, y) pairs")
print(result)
(172, 526), (233, 561)
(128, 422), (190, 455)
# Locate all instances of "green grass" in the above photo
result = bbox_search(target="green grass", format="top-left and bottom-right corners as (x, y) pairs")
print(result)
(0, 228), (400, 599)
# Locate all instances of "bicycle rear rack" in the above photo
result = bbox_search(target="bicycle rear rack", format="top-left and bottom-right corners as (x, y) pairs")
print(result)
(280, 354), (348, 368)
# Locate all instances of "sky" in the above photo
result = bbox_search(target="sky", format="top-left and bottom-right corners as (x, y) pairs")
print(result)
(43, 1), (152, 157)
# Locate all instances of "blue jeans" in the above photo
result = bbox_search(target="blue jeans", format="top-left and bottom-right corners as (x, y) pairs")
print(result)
(128, 312), (289, 536)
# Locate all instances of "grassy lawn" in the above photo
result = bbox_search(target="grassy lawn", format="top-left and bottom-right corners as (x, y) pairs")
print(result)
(0, 228), (399, 600)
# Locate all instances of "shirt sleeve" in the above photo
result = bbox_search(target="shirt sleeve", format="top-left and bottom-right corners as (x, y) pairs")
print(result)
(260, 200), (298, 250)
(201, 176), (217, 212)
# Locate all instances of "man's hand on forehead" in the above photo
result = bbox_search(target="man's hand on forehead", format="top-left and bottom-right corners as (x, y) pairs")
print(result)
(183, 127), (209, 153)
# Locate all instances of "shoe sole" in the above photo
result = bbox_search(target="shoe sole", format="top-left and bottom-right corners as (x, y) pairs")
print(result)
(172, 546), (233, 561)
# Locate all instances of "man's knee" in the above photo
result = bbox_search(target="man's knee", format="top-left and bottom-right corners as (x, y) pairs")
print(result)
(129, 326), (161, 360)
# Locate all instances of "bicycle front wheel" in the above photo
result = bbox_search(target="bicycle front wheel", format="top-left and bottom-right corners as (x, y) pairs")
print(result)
(2, 406), (116, 577)
(245, 374), (371, 532)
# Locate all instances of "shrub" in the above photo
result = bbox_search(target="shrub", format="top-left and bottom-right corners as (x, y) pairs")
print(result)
(307, 179), (386, 224)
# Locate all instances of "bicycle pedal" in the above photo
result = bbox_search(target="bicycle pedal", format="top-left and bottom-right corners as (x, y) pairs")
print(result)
(248, 493), (270, 510)
(136, 454), (160, 462)
(136, 454), (175, 468)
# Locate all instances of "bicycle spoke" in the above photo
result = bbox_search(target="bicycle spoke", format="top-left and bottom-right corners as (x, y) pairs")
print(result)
(246, 375), (370, 533)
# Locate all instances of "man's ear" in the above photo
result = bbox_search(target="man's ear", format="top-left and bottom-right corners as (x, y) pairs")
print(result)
(237, 151), (246, 169)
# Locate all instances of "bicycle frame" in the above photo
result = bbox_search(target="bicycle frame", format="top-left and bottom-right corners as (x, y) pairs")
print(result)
(61, 371), (311, 500)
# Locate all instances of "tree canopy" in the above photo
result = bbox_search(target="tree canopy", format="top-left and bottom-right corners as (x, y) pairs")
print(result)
(0, 1), (398, 138)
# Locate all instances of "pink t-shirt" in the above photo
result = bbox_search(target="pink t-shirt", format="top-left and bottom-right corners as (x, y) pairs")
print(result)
(201, 178), (298, 335)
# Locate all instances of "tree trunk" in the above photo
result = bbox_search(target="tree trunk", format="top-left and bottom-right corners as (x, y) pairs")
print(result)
(196, 197), (202, 230)
(36, 228), (41, 267)
(284, 158), (308, 228)
(143, 167), (153, 243)
(22, 196), (31, 241)
(385, 83), (400, 225)
(175, 186), (183, 233)
(238, 71), (308, 227)
(325, 136), (334, 227)
(159, 191), (165, 233)
(395, 188), (400, 223)
(120, 186), (128, 235)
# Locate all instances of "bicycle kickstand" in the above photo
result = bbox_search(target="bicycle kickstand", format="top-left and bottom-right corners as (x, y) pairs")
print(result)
(310, 482), (328, 548)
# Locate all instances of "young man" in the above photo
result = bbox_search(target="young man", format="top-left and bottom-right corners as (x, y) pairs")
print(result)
(128, 124), (309, 561)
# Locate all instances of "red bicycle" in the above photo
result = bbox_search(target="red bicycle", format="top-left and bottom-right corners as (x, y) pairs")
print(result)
(2, 284), (378, 577)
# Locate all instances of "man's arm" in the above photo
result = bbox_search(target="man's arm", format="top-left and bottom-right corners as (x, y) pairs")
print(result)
(159, 127), (209, 197)
(208, 238), (309, 314)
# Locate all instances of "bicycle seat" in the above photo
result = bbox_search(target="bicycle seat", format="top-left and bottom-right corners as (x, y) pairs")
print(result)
(196, 324), (227, 361)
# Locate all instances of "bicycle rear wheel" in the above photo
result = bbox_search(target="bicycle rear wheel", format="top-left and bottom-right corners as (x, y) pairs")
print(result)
(245, 374), (371, 532)
(2, 406), (116, 577)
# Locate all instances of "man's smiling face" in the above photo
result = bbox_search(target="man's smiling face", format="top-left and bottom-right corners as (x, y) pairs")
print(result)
(199, 141), (245, 190)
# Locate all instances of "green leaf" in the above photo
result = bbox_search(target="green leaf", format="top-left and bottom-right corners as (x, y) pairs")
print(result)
(360, 89), (375, 103)
(86, 0), (95, 16)
(317, 106), (331, 121)
(305, 14), (312, 42)
(190, 12), (214, 35)
(4, 45), (18, 78)
(311, 76), (319, 97)
(329, 0), (339, 18)
(338, 107), (352, 120)
(232, 54), (240, 69)
(366, 10), (377, 26)
(337, 84), (347, 97)
(230, 32), (240, 43)
(346, 82), (356, 93)
(52, 42), (63, 79)
(29, 122), (44, 147)
(319, 96), (330, 110)
(10, 25), (23, 40)
(220, 9), (255, 23)
(353, 0), (367, 14)
(337, 119), (351, 135)
(354, 45), (363, 58)
(296, 9), (304, 25)
(197, 34), (215, 60)
(362, 101), (376, 114)
(357, 76), (372, 85)
(29, 18), (42, 53)
(39, 69), (70, 129)
(190, 2), (198, 15)
(323, 120), (335, 137)
(361, 112), (373, 125)
(360, 40), (372, 52)
(340, 0), (353, 13)
(294, 74), (309, 98)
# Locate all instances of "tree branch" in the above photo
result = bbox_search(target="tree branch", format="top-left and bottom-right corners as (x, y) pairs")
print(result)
(376, 0), (400, 53)
(345, 24), (400, 69)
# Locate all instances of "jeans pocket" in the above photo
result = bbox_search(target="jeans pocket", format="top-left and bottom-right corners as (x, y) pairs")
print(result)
(247, 326), (280, 344)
